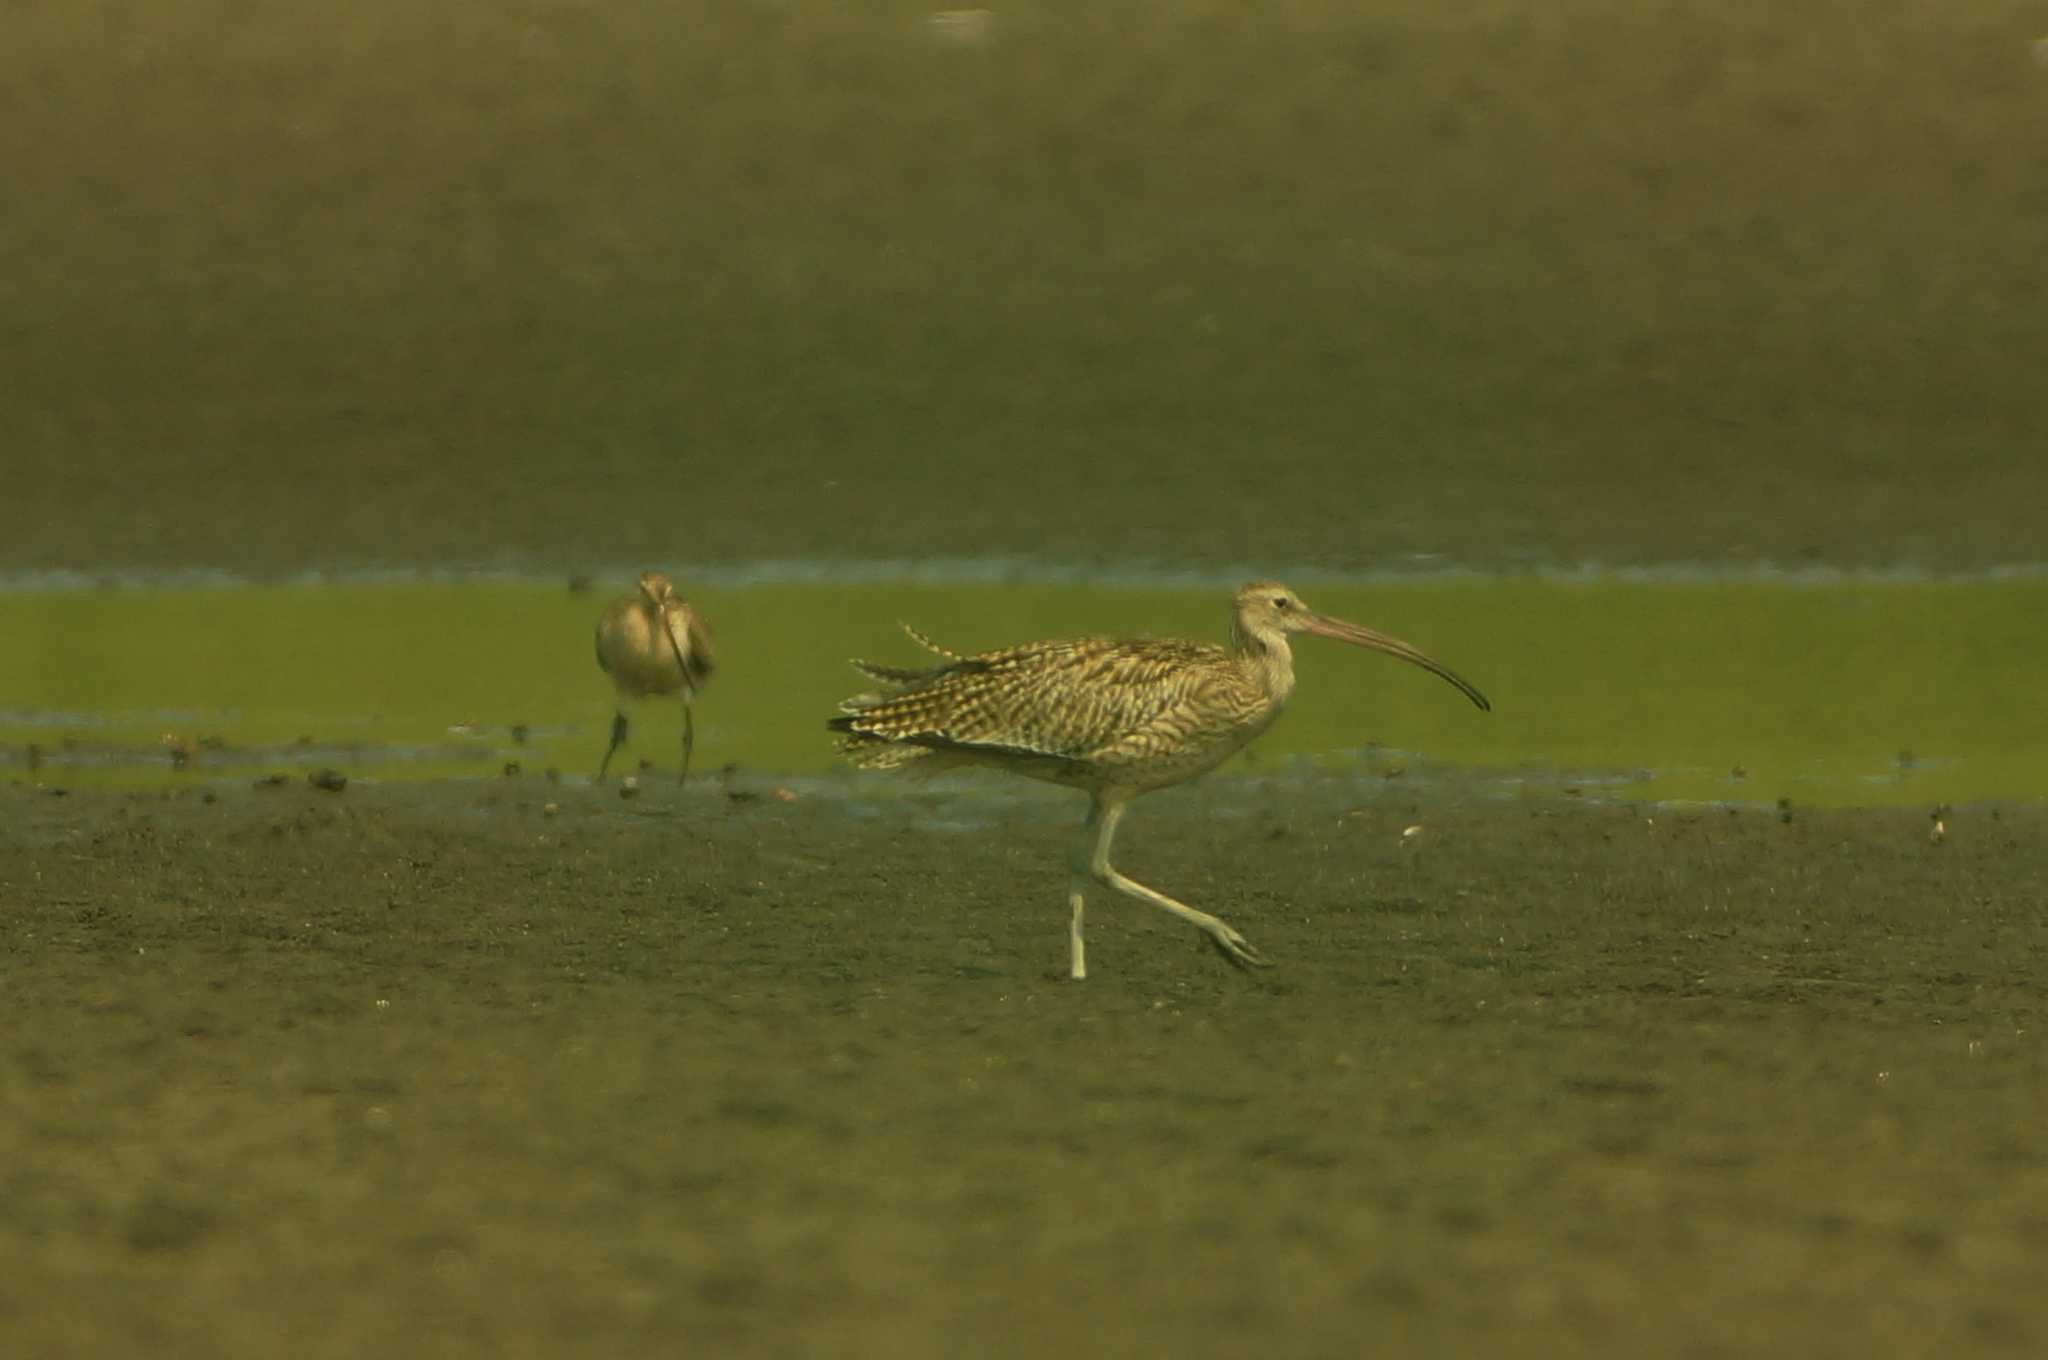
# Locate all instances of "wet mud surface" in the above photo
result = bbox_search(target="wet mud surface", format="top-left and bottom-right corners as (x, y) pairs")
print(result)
(6, 777), (2046, 1356)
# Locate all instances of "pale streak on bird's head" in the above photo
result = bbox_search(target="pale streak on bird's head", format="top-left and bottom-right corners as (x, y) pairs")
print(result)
(1232, 580), (1491, 712)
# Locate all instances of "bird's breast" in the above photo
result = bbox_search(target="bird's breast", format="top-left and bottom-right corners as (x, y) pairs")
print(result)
(599, 607), (697, 698)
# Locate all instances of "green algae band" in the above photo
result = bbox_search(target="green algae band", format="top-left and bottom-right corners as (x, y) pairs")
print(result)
(3, 577), (2044, 807)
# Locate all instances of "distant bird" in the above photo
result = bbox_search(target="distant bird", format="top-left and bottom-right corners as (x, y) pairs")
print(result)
(594, 571), (714, 784)
(830, 581), (1490, 978)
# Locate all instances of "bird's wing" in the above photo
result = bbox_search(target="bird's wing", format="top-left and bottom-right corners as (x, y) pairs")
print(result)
(1083, 664), (1271, 769)
(835, 636), (1232, 761)
(593, 597), (632, 676)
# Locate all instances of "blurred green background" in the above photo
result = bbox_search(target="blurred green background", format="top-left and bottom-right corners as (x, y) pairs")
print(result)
(7, 1), (2044, 575)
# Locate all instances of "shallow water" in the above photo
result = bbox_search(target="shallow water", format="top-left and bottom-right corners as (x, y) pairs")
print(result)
(7, 573), (2042, 807)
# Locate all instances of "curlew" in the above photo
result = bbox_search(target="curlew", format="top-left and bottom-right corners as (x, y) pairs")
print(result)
(829, 581), (1490, 978)
(594, 570), (714, 784)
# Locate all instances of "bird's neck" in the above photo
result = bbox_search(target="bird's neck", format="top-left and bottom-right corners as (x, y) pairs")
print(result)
(1230, 620), (1298, 703)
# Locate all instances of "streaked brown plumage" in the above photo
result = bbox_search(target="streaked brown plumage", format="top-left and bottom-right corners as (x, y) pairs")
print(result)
(830, 581), (1490, 977)
(594, 570), (714, 784)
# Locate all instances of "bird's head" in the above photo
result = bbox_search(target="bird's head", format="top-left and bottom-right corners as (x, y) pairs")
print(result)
(1232, 580), (1491, 712)
(1234, 581), (1313, 638)
(637, 571), (675, 608)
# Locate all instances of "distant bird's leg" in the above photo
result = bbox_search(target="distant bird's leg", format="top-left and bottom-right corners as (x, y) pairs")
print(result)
(597, 710), (628, 783)
(1081, 793), (1272, 970)
(679, 699), (696, 786)
(653, 609), (699, 786)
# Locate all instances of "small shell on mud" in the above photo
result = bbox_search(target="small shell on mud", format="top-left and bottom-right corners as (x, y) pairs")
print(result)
(1400, 824), (1424, 841)
(619, 776), (640, 799)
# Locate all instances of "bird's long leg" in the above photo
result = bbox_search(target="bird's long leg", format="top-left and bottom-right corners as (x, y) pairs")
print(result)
(679, 699), (696, 786)
(1067, 878), (1087, 980)
(657, 610), (698, 787)
(1082, 794), (1271, 970)
(597, 710), (628, 783)
(1065, 797), (1105, 980)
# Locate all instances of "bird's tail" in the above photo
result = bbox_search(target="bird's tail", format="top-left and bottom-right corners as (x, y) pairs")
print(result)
(845, 624), (969, 685)
(830, 623), (982, 770)
(848, 659), (940, 685)
(826, 713), (945, 770)
(901, 623), (963, 660)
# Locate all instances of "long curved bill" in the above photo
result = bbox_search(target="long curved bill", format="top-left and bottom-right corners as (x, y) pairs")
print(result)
(1300, 612), (1492, 712)
(656, 609), (693, 677)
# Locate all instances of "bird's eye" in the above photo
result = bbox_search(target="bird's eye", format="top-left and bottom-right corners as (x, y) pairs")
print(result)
(1272, 596), (1290, 609)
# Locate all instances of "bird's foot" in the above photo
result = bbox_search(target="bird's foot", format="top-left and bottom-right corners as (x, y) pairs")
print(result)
(1206, 924), (1273, 970)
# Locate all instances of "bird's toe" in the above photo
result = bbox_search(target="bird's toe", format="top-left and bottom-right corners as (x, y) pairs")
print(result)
(1208, 929), (1273, 970)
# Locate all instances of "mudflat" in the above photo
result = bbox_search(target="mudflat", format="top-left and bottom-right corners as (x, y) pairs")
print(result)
(6, 778), (2044, 1356)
